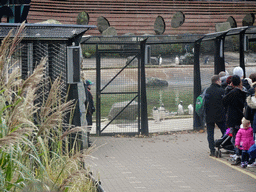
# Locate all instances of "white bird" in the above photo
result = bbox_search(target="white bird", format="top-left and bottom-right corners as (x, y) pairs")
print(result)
(158, 104), (166, 121)
(188, 104), (193, 115)
(177, 101), (184, 115)
(244, 57), (248, 64)
(204, 56), (209, 64)
(158, 54), (163, 65)
(175, 56), (179, 65)
(152, 106), (160, 123)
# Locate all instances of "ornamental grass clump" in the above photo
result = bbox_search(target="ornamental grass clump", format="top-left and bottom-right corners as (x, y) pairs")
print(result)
(0, 23), (97, 191)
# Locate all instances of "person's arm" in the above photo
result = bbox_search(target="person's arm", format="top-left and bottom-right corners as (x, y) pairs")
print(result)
(222, 90), (232, 107)
(235, 130), (242, 148)
(91, 98), (95, 113)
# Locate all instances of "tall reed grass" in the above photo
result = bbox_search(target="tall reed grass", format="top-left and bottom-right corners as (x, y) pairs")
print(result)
(0, 23), (97, 191)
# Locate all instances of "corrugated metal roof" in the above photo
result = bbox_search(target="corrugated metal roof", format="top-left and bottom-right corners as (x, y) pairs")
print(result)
(0, 23), (96, 40)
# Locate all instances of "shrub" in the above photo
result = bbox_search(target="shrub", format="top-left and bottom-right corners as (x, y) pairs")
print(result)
(0, 22), (97, 191)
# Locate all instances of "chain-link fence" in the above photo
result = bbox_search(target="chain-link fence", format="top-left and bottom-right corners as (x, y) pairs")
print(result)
(4, 24), (256, 136)
(82, 30), (256, 134)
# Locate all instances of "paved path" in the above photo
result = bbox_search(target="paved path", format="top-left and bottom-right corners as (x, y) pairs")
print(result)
(88, 123), (256, 192)
(90, 118), (193, 134)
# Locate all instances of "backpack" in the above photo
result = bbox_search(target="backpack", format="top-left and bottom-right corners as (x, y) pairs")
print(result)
(195, 88), (208, 116)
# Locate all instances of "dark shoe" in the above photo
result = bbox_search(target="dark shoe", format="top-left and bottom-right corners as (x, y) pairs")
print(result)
(241, 162), (247, 168)
(231, 157), (241, 165)
(209, 151), (215, 157)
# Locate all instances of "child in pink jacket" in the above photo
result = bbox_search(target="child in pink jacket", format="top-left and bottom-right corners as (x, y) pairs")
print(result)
(235, 117), (255, 168)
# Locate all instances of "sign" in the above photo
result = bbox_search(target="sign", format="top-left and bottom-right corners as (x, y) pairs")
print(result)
(0, 0), (31, 23)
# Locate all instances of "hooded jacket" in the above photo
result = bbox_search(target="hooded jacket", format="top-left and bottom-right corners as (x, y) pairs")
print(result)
(235, 126), (254, 150)
(222, 87), (247, 127)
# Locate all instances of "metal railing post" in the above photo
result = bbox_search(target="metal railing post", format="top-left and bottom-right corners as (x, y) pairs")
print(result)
(140, 39), (148, 135)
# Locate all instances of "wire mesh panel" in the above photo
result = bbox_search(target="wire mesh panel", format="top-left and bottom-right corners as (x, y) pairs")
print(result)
(81, 43), (142, 135)
(199, 40), (215, 90)
(9, 41), (68, 124)
(81, 29), (256, 135)
(145, 43), (194, 133)
(199, 35), (256, 88)
(49, 42), (67, 100)
(97, 47), (141, 135)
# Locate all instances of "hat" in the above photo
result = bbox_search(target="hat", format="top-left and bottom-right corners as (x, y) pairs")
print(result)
(241, 117), (250, 128)
(233, 67), (244, 78)
(219, 71), (226, 78)
(85, 80), (94, 85)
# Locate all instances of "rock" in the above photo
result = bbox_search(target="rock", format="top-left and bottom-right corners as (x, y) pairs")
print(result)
(171, 11), (185, 28)
(154, 16), (165, 35)
(179, 53), (194, 65)
(215, 22), (231, 32)
(102, 26), (117, 36)
(150, 57), (159, 65)
(226, 16), (237, 28)
(242, 13), (255, 26)
(146, 77), (168, 87)
(97, 16), (110, 33)
(108, 101), (138, 120)
(37, 19), (62, 24)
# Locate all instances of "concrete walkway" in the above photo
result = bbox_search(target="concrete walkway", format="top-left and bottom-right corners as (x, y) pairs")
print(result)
(88, 119), (256, 192)
(90, 118), (193, 134)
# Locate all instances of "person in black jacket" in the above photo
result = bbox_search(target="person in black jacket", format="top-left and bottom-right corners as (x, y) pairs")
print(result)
(205, 75), (227, 156)
(84, 80), (95, 127)
(222, 75), (247, 165)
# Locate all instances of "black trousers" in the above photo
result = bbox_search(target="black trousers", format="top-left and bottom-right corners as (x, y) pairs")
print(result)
(86, 114), (92, 126)
(206, 121), (226, 152)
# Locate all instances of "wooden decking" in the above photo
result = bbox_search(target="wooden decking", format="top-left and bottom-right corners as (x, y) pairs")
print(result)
(25, 0), (256, 36)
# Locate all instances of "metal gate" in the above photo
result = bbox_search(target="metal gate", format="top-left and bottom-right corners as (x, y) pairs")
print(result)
(95, 47), (143, 135)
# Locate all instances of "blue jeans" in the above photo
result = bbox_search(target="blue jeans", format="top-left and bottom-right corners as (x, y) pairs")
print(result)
(206, 121), (226, 152)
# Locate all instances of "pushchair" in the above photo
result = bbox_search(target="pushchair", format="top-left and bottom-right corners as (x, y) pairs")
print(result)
(214, 128), (234, 158)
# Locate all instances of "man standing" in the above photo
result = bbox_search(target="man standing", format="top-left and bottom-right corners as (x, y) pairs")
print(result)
(84, 80), (95, 127)
(84, 80), (95, 146)
(205, 75), (227, 156)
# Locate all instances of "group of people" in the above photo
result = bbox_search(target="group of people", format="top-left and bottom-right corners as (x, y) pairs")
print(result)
(204, 66), (256, 168)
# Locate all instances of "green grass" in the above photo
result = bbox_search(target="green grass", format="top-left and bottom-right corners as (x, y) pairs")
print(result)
(146, 87), (193, 114)
(98, 86), (193, 119)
